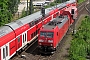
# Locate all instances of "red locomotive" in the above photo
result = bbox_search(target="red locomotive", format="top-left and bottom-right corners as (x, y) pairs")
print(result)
(38, 2), (77, 54)
(0, 0), (77, 60)
(38, 11), (77, 54)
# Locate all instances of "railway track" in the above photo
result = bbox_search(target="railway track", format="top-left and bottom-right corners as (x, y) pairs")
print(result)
(85, 0), (90, 15)
(78, 0), (90, 15)
(10, 1), (90, 60)
(10, 38), (38, 60)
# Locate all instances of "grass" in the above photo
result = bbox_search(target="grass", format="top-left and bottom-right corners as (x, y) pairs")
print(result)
(78, 0), (85, 4)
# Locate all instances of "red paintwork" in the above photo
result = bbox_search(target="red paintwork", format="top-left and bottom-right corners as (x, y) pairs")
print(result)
(38, 29), (54, 46)
(38, 9), (77, 52)
(38, 18), (70, 49)
(66, 4), (71, 7)
(37, 22), (42, 30)
(49, 10), (55, 15)
(0, 48), (1, 60)
(9, 40), (16, 55)
(53, 8), (59, 18)
(0, 32), (15, 47)
(15, 24), (30, 36)
(15, 35), (22, 50)
(72, 3), (76, 6)
(43, 16), (52, 25)
(27, 25), (36, 41)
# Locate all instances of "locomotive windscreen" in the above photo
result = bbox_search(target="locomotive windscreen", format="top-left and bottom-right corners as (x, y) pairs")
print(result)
(40, 31), (53, 38)
(40, 31), (46, 37)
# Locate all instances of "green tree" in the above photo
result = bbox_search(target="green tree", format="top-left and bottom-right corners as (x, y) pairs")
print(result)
(69, 16), (90, 60)
(8, 0), (19, 14)
(29, 0), (34, 14)
(0, 0), (12, 26)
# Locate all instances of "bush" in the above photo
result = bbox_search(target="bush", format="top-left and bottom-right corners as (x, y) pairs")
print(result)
(69, 16), (90, 59)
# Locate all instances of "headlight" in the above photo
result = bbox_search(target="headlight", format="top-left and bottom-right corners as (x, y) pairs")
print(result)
(39, 40), (44, 42)
(39, 43), (42, 45)
(48, 40), (53, 43)
(50, 44), (53, 46)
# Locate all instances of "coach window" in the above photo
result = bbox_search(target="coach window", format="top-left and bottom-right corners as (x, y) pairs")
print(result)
(29, 23), (31, 27)
(40, 18), (42, 22)
(30, 22), (32, 27)
(36, 30), (38, 35)
(31, 33), (33, 38)
(6, 46), (8, 56)
(25, 33), (26, 41)
(35, 20), (39, 24)
(29, 21), (34, 27)
(18, 36), (20, 42)
(23, 35), (24, 43)
(32, 21), (35, 26)
(3, 48), (5, 59)
(39, 18), (42, 22)
(36, 30), (37, 35)
(38, 29), (40, 33)
(34, 32), (35, 36)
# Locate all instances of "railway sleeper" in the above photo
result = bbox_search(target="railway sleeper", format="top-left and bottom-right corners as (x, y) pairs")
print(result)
(38, 46), (56, 54)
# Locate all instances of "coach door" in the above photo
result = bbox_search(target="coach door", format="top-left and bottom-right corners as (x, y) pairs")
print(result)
(22, 31), (27, 47)
(1, 43), (9, 60)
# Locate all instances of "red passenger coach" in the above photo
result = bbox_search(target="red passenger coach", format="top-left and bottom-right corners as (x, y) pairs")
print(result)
(0, 26), (15, 60)
(38, 11), (75, 54)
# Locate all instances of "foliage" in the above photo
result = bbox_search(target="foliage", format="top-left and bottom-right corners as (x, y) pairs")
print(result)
(8, 0), (19, 14)
(55, 0), (69, 3)
(0, 0), (20, 26)
(29, 0), (34, 15)
(45, 0), (69, 8)
(21, 8), (27, 18)
(69, 39), (87, 60)
(69, 16), (90, 60)
(45, 2), (56, 8)
(0, 0), (12, 26)
(78, 0), (85, 4)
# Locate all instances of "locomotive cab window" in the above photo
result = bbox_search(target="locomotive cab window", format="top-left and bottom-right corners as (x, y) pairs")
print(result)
(40, 31), (53, 38)
(40, 31), (46, 37)
(47, 32), (53, 38)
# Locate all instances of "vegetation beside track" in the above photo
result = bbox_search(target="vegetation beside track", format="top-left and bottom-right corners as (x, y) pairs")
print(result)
(69, 16), (90, 60)
(78, 0), (85, 4)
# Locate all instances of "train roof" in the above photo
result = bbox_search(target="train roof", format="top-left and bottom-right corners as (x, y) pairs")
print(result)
(5, 11), (42, 30)
(43, 16), (68, 30)
(45, 0), (76, 13)
(0, 26), (13, 38)
(5, 0), (76, 30)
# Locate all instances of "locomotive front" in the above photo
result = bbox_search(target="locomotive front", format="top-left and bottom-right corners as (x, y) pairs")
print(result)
(38, 29), (56, 54)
